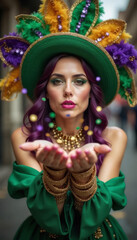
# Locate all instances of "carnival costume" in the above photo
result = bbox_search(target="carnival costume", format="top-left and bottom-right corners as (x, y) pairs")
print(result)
(0, 0), (137, 239)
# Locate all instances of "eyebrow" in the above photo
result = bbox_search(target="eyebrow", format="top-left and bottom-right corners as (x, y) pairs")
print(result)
(50, 73), (87, 78)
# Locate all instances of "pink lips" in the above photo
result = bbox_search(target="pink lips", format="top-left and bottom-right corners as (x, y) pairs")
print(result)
(61, 100), (76, 109)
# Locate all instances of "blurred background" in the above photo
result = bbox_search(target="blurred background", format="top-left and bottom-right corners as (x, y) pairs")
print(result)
(0, 0), (137, 239)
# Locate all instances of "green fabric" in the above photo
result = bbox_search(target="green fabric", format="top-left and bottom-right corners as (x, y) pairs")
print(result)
(8, 162), (128, 240)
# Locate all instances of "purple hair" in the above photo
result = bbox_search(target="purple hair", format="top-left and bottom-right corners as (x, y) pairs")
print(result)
(23, 54), (109, 174)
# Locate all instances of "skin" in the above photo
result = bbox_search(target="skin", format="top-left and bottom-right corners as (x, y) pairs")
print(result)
(11, 56), (127, 215)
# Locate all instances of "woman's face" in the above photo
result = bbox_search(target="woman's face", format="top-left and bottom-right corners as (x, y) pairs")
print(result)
(46, 56), (91, 120)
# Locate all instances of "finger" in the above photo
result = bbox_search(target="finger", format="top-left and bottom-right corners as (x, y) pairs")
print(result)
(52, 148), (64, 166)
(19, 142), (40, 151)
(43, 145), (59, 165)
(94, 144), (112, 154)
(69, 153), (81, 172)
(66, 158), (72, 169)
(84, 149), (98, 164)
(36, 145), (52, 162)
(76, 149), (89, 169)
(58, 152), (68, 168)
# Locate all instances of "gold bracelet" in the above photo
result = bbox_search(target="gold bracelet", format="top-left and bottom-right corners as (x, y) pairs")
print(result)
(71, 183), (97, 202)
(43, 178), (68, 197)
(43, 166), (67, 180)
(43, 169), (68, 187)
(43, 180), (67, 204)
(70, 172), (94, 190)
(71, 180), (96, 198)
(42, 166), (70, 203)
(71, 178), (97, 201)
(71, 164), (96, 183)
(70, 164), (97, 202)
(71, 165), (94, 178)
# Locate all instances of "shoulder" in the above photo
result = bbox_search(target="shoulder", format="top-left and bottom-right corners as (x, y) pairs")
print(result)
(11, 127), (29, 144)
(102, 126), (127, 146)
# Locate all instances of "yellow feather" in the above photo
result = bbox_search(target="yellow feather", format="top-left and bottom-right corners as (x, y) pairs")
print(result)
(88, 19), (126, 47)
(0, 67), (22, 101)
(38, 0), (47, 15)
(43, 0), (69, 33)
(119, 31), (132, 43)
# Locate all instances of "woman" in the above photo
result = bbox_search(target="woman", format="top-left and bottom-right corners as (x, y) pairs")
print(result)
(9, 54), (127, 240)
(0, 0), (137, 239)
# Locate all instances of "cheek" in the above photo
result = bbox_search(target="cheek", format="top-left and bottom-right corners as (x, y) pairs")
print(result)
(78, 87), (91, 102)
(47, 88), (59, 101)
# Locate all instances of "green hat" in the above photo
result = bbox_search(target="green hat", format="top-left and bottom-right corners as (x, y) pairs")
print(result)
(0, 0), (136, 106)
(20, 32), (119, 105)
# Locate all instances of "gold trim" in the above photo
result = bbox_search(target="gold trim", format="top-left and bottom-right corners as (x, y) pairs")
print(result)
(124, 66), (137, 107)
(20, 32), (120, 105)
(15, 14), (46, 29)
(0, 48), (9, 66)
(69, 0), (84, 31)
(86, 0), (99, 36)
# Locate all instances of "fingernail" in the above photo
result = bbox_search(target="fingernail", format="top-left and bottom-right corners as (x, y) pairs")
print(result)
(66, 163), (72, 168)
(71, 154), (76, 159)
(76, 149), (82, 154)
(63, 154), (68, 160)
(85, 149), (90, 154)
(44, 146), (50, 151)
(57, 149), (63, 154)
(108, 148), (112, 152)
(52, 145), (58, 150)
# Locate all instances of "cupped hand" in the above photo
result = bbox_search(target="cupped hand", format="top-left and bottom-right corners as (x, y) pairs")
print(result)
(66, 143), (111, 173)
(36, 144), (68, 170)
(20, 140), (68, 170)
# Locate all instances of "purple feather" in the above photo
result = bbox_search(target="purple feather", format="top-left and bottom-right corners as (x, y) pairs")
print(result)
(106, 40), (137, 73)
(0, 36), (29, 67)
(4, 32), (20, 37)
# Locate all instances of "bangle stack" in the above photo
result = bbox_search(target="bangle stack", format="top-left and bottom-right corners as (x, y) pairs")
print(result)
(70, 164), (97, 211)
(43, 166), (69, 204)
(43, 164), (97, 210)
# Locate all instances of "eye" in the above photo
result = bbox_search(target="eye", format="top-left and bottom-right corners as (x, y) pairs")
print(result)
(74, 79), (88, 85)
(50, 78), (64, 85)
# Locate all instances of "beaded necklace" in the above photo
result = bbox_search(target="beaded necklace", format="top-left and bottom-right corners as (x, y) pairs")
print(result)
(51, 124), (85, 152)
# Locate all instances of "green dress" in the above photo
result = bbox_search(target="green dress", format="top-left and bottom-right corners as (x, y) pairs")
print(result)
(8, 162), (128, 240)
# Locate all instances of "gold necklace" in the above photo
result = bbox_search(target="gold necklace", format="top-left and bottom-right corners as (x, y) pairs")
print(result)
(51, 124), (85, 151)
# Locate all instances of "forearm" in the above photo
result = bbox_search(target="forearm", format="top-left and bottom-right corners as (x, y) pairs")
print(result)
(70, 164), (97, 213)
(42, 166), (69, 216)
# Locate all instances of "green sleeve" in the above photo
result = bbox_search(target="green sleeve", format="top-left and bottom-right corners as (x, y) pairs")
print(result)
(8, 163), (127, 240)
(79, 172), (127, 240)
(8, 162), (69, 236)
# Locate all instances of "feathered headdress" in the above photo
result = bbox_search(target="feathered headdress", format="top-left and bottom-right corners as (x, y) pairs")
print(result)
(0, 0), (137, 106)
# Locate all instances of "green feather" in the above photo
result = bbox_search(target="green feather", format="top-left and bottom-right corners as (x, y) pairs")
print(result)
(16, 12), (50, 44)
(70, 0), (105, 35)
(118, 66), (133, 103)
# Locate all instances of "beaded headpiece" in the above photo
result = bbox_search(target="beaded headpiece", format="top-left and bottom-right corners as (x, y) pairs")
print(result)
(0, 0), (137, 106)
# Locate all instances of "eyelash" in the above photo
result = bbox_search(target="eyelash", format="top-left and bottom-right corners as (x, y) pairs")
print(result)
(50, 79), (87, 86)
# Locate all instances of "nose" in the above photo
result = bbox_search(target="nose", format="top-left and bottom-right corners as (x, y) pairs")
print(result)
(63, 82), (73, 97)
